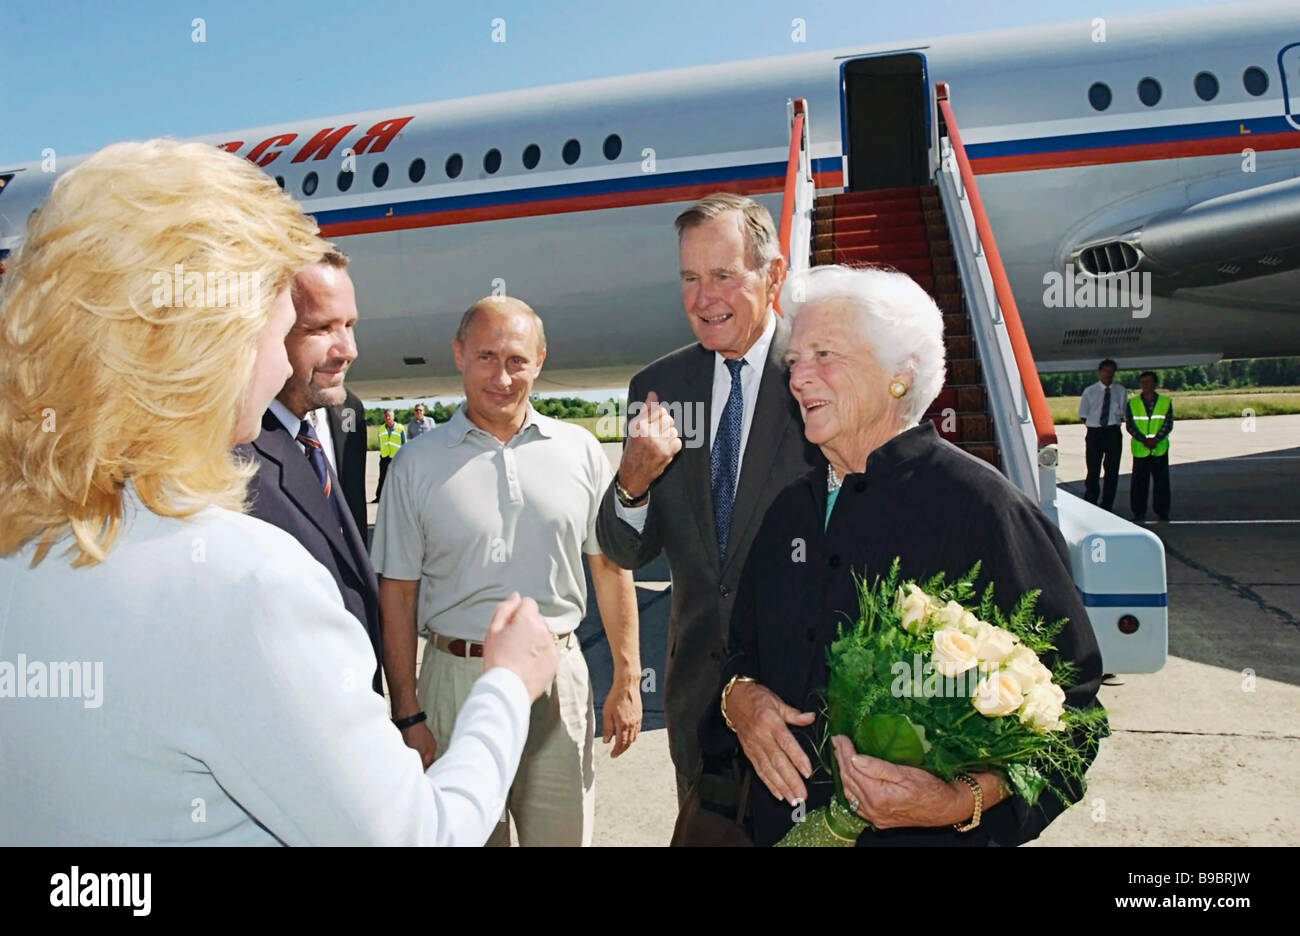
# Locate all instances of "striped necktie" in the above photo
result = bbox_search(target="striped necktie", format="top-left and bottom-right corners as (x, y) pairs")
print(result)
(711, 358), (746, 561)
(297, 419), (332, 501)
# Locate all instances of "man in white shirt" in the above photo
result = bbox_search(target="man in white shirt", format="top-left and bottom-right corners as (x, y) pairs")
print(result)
(373, 296), (641, 846)
(1077, 358), (1128, 510)
(594, 193), (823, 803)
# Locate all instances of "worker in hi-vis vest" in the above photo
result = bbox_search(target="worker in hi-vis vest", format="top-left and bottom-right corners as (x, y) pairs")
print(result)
(374, 409), (405, 503)
(1125, 370), (1174, 522)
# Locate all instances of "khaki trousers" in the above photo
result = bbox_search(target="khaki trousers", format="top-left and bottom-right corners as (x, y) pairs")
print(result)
(419, 635), (595, 846)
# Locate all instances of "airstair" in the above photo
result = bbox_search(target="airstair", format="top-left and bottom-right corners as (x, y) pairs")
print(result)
(778, 92), (1167, 674)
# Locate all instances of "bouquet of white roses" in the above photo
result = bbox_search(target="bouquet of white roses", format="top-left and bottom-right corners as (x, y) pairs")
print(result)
(775, 558), (1106, 847)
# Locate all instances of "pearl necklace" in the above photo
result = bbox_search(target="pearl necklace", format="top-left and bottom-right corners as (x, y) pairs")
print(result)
(827, 464), (843, 492)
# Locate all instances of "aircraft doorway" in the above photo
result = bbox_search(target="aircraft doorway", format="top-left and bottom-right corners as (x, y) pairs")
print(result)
(842, 53), (931, 191)
(1281, 41), (1300, 129)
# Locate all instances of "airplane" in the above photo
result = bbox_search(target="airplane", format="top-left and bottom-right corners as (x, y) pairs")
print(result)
(1, 0), (1298, 401)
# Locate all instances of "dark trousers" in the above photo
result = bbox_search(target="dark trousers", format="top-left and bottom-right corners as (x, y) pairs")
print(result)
(376, 455), (392, 501)
(1084, 426), (1122, 508)
(1130, 453), (1171, 520)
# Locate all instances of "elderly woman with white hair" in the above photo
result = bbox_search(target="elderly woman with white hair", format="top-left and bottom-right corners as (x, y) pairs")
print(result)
(0, 139), (556, 845)
(706, 265), (1104, 847)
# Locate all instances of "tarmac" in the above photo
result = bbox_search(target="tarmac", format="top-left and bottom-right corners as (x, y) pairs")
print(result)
(365, 413), (1300, 846)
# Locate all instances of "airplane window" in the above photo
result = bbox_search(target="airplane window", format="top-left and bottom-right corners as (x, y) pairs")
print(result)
(1088, 82), (1112, 111)
(1194, 71), (1219, 101)
(603, 134), (622, 160)
(563, 138), (581, 165)
(274, 176), (285, 189)
(1138, 77), (1162, 107)
(1243, 66), (1269, 96)
(302, 172), (318, 196)
(373, 163), (389, 187)
(484, 148), (502, 174)
(337, 170), (354, 192)
(446, 153), (463, 179)
(409, 158), (426, 183)
(522, 143), (541, 170)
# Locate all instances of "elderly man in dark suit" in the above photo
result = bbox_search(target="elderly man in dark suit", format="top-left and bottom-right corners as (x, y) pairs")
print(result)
(596, 193), (823, 801)
(240, 251), (383, 693)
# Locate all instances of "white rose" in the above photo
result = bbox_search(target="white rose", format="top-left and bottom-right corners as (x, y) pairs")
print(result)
(958, 610), (981, 635)
(1002, 646), (1046, 692)
(897, 583), (935, 635)
(971, 621), (1020, 664)
(1019, 682), (1068, 732)
(973, 671), (1024, 718)
(932, 627), (979, 676)
(935, 600), (967, 631)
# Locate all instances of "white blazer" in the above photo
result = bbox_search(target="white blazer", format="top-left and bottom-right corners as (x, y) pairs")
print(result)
(0, 485), (530, 845)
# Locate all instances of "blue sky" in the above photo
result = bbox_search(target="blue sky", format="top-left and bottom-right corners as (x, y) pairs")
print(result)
(1, 0), (1228, 165)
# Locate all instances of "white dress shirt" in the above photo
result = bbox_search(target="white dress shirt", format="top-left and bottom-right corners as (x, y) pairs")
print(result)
(616, 312), (777, 532)
(0, 485), (530, 845)
(1077, 381), (1128, 429)
(268, 399), (337, 473)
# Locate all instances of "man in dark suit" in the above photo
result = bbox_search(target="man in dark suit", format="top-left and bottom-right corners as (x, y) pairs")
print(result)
(596, 193), (823, 801)
(328, 387), (369, 539)
(240, 251), (383, 693)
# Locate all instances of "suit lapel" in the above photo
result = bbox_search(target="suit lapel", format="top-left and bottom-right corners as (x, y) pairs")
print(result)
(252, 412), (364, 584)
(676, 345), (720, 571)
(721, 350), (797, 576)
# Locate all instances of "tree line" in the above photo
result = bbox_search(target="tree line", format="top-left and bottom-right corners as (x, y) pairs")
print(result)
(1038, 357), (1300, 397)
(362, 358), (1300, 425)
(364, 396), (615, 426)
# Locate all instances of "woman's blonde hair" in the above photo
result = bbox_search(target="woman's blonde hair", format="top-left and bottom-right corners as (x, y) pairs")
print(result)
(0, 139), (328, 566)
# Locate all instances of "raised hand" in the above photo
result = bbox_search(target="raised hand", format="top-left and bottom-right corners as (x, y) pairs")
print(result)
(617, 391), (683, 497)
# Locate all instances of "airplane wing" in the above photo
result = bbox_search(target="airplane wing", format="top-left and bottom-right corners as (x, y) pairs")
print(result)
(1070, 175), (1300, 292)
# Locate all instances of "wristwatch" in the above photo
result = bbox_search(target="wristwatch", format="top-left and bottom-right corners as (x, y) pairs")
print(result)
(614, 473), (649, 508)
(392, 711), (427, 731)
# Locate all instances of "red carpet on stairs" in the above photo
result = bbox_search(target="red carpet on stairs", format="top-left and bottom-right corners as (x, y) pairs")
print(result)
(808, 184), (1000, 470)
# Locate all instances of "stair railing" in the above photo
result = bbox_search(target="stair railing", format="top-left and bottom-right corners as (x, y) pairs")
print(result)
(934, 82), (1058, 518)
(777, 98), (814, 313)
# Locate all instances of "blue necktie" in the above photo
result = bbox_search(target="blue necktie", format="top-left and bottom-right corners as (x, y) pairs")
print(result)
(297, 420), (342, 527)
(1100, 386), (1112, 427)
(711, 358), (746, 561)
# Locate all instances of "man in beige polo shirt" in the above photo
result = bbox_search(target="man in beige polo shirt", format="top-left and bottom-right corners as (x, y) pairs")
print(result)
(373, 296), (642, 846)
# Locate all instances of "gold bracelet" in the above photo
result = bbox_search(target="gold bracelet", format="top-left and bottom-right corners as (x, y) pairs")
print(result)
(953, 773), (983, 832)
(720, 675), (754, 733)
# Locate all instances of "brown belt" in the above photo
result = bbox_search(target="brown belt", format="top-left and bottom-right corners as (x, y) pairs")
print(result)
(433, 630), (575, 658)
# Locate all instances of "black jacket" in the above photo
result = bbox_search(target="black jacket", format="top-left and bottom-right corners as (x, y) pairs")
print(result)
(595, 328), (823, 794)
(703, 422), (1105, 846)
(239, 409), (383, 694)
(329, 389), (369, 539)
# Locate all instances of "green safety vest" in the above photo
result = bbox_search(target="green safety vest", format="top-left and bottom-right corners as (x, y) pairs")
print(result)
(378, 425), (404, 458)
(1129, 395), (1170, 457)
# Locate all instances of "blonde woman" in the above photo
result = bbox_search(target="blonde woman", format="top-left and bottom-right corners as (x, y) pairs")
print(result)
(0, 140), (556, 845)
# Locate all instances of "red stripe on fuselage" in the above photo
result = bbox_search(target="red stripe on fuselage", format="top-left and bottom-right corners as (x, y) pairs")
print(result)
(318, 169), (845, 236)
(969, 130), (1300, 174)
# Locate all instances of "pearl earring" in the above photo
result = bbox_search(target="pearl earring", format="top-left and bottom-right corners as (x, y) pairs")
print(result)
(889, 380), (908, 398)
